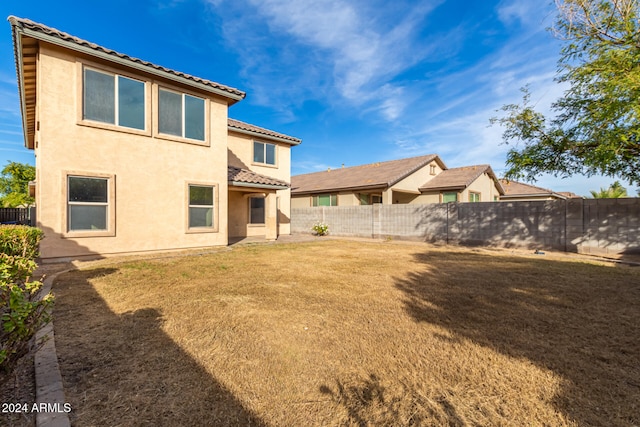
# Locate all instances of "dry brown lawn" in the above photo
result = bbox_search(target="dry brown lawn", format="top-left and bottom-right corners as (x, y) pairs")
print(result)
(52, 240), (640, 426)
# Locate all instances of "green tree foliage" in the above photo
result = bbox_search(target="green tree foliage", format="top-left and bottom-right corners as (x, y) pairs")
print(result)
(0, 161), (35, 208)
(589, 180), (629, 197)
(493, 0), (640, 185)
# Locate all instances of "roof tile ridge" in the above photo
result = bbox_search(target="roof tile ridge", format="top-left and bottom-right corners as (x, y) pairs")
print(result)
(10, 16), (245, 97)
(386, 154), (438, 186)
(463, 164), (491, 187)
(227, 117), (301, 142)
(500, 179), (555, 194)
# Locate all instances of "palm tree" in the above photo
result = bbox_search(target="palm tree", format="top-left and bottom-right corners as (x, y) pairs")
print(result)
(589, 181), (628, 198)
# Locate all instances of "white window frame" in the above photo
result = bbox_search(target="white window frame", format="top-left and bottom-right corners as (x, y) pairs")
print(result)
(253, 141), (277, 166)
(63, 172), (116, 238)
(158, 88), (206, 142)
(312, 194), (338, 206)
(186, 182), (218, 233)
(82, 66), (146, 131)
(442, 192), (458, 203)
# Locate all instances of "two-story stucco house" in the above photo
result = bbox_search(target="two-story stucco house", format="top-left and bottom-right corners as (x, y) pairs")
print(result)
(9, 17), (300, 260)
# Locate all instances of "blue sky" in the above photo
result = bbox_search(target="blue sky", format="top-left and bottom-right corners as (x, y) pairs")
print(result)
(0, 0), (636, 197)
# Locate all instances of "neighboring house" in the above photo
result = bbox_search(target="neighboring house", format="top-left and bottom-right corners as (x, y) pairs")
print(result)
(291, 154), (446, 207)
(418, 165), (503, 203)
(499, 180), (578, 201)
(291, 155), (504, 206)
(10, 17), (300, 260)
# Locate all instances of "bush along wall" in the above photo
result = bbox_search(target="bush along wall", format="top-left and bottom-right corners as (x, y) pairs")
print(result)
(0, 225), (53, 373)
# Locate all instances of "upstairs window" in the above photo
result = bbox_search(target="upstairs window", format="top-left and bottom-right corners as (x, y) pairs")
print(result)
(253, 141), (276, 166)
(83, 68), (145, 130)
(159, 89), (205, 141)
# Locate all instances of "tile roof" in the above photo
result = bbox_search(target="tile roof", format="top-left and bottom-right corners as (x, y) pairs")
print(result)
(499, 180), (566, 199)
(228, 118), (301, 145)
(558, 191), (583, 199)
(419, 165), (503, 193)
(291, 154), (443, 194)
(8, 16), (245, 101)
(228, 166), (289, 189)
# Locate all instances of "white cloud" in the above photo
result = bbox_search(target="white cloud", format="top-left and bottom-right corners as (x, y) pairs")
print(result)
(497, 0), (553, 28)
(386, 7), (566, 173)
(207, 0), (443, 122)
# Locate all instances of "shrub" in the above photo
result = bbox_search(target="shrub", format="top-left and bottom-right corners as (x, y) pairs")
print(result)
(0, 225), (53, 372)
(0, 225), (42, 259)
(312, 222), (329, 236)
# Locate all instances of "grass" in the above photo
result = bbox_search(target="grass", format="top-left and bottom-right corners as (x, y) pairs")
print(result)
(52, 240), (640, 426)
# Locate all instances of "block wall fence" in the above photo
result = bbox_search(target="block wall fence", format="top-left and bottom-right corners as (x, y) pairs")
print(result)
(291, 199), (640, 255)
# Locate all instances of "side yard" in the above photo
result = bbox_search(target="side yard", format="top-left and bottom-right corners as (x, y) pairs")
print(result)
(52, 240), (639, 426)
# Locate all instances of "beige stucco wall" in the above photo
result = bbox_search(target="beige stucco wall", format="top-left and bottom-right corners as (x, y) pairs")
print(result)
(228, 189), (281, 238)
(291, 195), (311, 208)
(412, 172), (502, 204)
(410, 193), (441, 204)
(35, 43), (231, 259)
(338, 193), (360, 206)
(463, 172), (501, 202)
(391, 161), (442, 194)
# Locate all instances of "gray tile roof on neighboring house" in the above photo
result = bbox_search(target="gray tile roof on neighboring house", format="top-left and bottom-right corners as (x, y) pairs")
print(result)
(8, 16), (246, 101)
(419, 165), (504, 193)
(558, 191), (583, 199)
(291, 154), (444, 194)
(228, 118), (301, 145)
(228, 166), (289, 189)
(499, 179), (567, 199)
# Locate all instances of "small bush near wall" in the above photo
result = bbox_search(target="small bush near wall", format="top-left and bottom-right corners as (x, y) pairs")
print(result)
(0, 225), (52, 373)
(312, 222), (330, 236)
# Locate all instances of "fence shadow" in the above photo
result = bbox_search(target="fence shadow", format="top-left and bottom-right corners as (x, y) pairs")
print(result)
(53, 268), (265, 426)
(293, 198), (640, 255)
(395, 251), (640, 426)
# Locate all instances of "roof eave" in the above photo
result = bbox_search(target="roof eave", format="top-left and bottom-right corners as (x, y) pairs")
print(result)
(228, 126), (301, 145)
(292, 183), (387, 195)
(11, 22), (31, 149)
(387, 155), (443, 187)
(501, 193), (567, 200)
(419, 185), (467, 193)
(15, 24), (245, 104)
(483, 167), (505, 195)
(230, 181), (289, 190)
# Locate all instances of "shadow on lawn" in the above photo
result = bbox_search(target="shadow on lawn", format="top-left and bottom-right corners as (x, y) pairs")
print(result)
(395, 251), (640, 427)
(320, 374), (466, 426)
(53, 268), (265, 427)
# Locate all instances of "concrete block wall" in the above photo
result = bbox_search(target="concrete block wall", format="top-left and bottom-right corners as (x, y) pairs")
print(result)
(581, 198), (640, 255)
(291, 198), (640, 255)
(449, 201), (566, 250)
